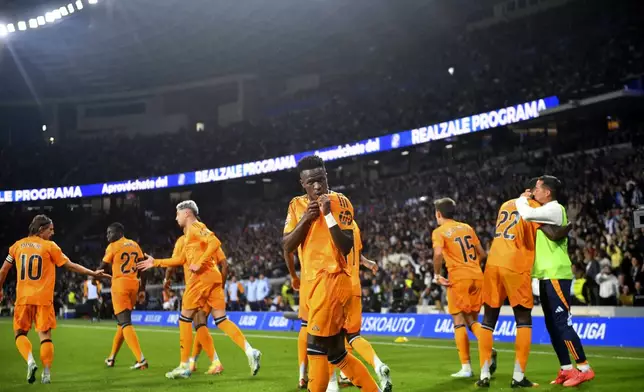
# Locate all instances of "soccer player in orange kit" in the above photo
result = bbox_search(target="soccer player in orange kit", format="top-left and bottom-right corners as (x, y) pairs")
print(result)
(0, 215), (110, 384)
(282, 155), (380, 392)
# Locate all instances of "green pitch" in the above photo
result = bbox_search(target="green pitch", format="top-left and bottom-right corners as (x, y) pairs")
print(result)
(1, 319), (643, 391)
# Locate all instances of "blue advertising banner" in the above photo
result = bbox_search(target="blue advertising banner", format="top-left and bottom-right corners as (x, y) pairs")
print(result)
(0, 96), (559, 203)
(131, 309), (644, 348)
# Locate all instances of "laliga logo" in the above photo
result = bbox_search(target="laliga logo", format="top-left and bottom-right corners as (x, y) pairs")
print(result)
(391, 134), (400, 149)
(178, 174), (186, 186)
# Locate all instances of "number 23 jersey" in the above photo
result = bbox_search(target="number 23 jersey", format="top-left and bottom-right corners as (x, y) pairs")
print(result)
(103, 237), (144, 283)
(487, 198), (541, 274)
(7, 236), (70, 306)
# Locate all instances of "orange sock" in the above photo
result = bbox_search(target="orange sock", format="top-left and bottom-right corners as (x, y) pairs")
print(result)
(15, 335), (32, 362)
(109, 326), (124, 359)
(298, 326), (308, 380)
(191, 333), (202, 360)
(515, 326), (532, 374)
(351, 336), (379, 368)
(122, 325), (144, 362)
(179, 316), (193, 364)
(217, 318), (250, 352)
(470, 321), (483, 340)
(479, 326), (494, 374)
(334, 352), (379, 392)
(454, 325), (471, 365)
(196, 326), (216, 362)
(40, 339), (54, 369)
(307, 354), (330, 392)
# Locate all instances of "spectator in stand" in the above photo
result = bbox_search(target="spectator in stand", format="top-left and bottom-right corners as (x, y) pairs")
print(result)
(256, 273), (271, 311)
(633, 282), (644, 307)
(226, 276), (244, 311)
(246, 275), (259, 311)
(281, 280), (295, 310)
(362, 287), (381, 314)
(630, 256), (644, 288)
(595, 266), (619, 306)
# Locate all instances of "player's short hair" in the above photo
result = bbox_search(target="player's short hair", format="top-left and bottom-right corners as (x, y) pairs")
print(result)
(297, 155), (325, 174)
(525, 177), (539, 191)
(108, 222), (125, 235)
(177, 200), (199, 217)
(29, 214), (53, 236)
(539, 175), (562, 199)
(433, 198), (456, 219)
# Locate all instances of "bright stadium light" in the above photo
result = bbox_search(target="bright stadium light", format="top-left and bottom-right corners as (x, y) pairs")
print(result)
(401, 150), (409, 156)
(18, 21), (27, 31)
(88, 0), (98, 4)
(49, 137), (55, 144)
(60, 7), (69, 17)
(42, 125), (47, 132)
(53, 10), (62, 20)
(448, 67), (455, 76)
(0, 25), (7, 37)
(37, 16), (46, 26)
(7, 23), (15, 33)
(76, 0), (84, 10)
(29, 19), (38, 29)
(445, 144), (453, 149)
(68, 4), (75, 13)
(45, 12), (55, 23)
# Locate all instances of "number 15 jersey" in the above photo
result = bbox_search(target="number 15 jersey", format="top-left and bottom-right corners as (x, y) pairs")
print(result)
(431, 220), (483, 281)
(103, 237), (144, 283)
(7, 236), (70, 306)
(487, 199), (541, 274)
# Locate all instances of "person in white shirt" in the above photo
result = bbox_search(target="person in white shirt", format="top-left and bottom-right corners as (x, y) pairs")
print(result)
(595, 266), (619, 306)
(83, 277), (101, 322)
(226, 276), (242, 311)
(256, 274), (270, 311)
(246, 275), (259, 311)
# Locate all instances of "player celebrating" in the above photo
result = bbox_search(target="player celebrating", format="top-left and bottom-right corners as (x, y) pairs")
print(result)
(137, 200), (261, 379)
(431, 198), (487, 378)
(0, 215), (110, 384)
(336, 220), (392, 392)
(516, 176), (595, 387)
(476, 192), (541, 388)
(282, 155), (380, 392)
(98, 223), (148, 370)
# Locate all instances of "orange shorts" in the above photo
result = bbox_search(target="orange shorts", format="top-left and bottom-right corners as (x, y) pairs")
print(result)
(307, 271), (351, 337)
(200, 283), (226, 314)
(14, 304), (57, 332)
(112, 279), (139, 315)
(483, 265), (533, 309)
(447, 279), (483, 315)
(298, 281), (310, 322)
(343, 293), (362, 334)
(182, 278), (216, 311)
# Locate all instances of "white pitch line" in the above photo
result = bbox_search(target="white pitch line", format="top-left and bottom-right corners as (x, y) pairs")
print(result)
(3, 320), (642, 362)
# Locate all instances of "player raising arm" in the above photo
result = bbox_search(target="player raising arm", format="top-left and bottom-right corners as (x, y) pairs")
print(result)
(431, 198), (489, 379)
(97, 223), (148, 370)
(0, 215), (110, 385)
(137, 201), (260, 379)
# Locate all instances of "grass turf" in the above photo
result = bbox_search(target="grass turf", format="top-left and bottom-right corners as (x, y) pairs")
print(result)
(1, 319), (643, 391)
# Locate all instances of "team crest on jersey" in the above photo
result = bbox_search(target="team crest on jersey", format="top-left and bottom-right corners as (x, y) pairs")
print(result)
(339, 210), (353, 226)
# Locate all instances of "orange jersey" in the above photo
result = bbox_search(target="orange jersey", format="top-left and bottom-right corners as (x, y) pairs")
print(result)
(487, 199), (541, 273)
(7, 236), (70, 305)
(284, 192), (355, 281)
(161, 222), (223, 284)
(432, 220), (483, 281)
(347, 221), (363, 290)
(102, 237), (144, 282)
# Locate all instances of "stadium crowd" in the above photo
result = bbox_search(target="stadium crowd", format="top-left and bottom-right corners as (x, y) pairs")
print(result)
(0, 0), (641, 190)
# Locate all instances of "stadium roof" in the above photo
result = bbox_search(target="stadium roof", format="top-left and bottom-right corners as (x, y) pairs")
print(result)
(0, 0), (489, 103)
